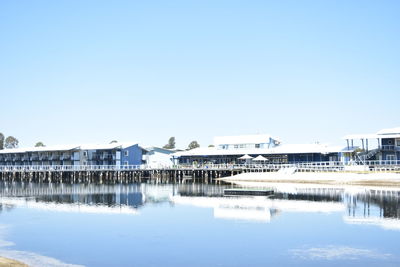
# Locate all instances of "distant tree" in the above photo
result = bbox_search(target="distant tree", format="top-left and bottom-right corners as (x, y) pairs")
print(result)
(35, 142), (45, 147)
(163, 137), (176, 149)
(110, 140), (118, 144)
(0, 133), (4, 150)
(188, 141), (200, 150)
(208, 144), (215, 148)
(5, 136), (19, 149)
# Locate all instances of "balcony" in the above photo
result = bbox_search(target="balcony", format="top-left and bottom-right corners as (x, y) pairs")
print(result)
(62, 155), (72, 160)
(380, 145), (400, 151)
(103, 154), (114, 160)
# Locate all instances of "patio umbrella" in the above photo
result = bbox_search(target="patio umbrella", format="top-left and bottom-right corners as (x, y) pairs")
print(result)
(238, 154), (254, 160)
(253, 155), (268, 161)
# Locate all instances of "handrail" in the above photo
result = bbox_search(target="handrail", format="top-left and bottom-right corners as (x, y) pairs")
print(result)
(1, 160), (400, 173)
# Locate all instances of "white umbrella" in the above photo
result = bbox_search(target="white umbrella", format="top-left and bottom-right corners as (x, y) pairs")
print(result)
(253, 155), (268, 161)
(238, 154), (254, 160)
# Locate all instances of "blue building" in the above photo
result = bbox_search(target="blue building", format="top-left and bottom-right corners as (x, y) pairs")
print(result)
(0, 142), (146, 166)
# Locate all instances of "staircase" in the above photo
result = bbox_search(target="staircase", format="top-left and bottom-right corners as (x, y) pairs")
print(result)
(356, 148), (380, 164)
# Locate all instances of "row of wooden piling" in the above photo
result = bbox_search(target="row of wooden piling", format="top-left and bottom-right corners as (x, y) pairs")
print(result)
(0, 169), (240, 184)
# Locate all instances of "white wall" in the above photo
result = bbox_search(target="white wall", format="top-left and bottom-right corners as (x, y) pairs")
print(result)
(145, 151), (173, 168)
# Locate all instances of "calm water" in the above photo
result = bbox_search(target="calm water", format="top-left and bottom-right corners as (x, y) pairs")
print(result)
(1, 181), (400, 267)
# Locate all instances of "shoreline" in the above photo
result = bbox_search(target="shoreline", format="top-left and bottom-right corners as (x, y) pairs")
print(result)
(219, 171), (400, 187)
(0, 257), (28, 267)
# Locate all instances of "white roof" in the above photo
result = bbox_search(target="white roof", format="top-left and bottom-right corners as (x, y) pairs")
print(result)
(173, 144), (344, 157)
(213, 134), (279, 146)
(81, 142), (138, 150)
(0, 144), (80, 154)
(377, 127), (400, 135)
(343, 126), (400, 139)
(0, 142), (139, 154)
(342, 134), (379, 140)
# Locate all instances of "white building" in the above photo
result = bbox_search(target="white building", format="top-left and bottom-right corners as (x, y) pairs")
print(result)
(143, 147), (175, 168)
(174, 134), (344, 164)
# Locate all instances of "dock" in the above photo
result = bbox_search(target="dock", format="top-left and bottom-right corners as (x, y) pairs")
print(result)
(224, 188), (274, 196)
(0, 160), (400, 184)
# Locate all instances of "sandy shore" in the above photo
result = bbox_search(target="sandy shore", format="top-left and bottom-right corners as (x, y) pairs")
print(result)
(0, 257), (28, 267)
(219, 171), (400, 187)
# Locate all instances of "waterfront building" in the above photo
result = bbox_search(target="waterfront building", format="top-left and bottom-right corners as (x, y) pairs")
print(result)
(143, 147), (175, 168)
(0, 142), (146, 166)
(343, 126), (400, 161)
(174, 134), (344, 164)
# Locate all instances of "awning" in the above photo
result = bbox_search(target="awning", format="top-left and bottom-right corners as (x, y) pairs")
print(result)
(238, 154), (254, 160)
(253, 155), (268, 161)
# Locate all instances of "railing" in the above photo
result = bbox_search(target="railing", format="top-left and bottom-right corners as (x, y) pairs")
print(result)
(380, 145), (400, 151)
(0, 160), (400, 173)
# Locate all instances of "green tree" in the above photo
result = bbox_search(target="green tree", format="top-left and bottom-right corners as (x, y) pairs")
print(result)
(110, 140), (118, 144)
(163, 137), (176, 149)
(188, 141), (200, 150)
(0, 133), (4, 150)
(35, 142), (45, 147)
(208, 144), (215, 148)
(5, 136), (19, 149)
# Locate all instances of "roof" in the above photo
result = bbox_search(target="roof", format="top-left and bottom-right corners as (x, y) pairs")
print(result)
(342, 134), (380, 140)
(80, 142), (138, 150)
(377, 127), (400, 135)
(173, 143), (345, 157)
(145, 147), (175, 154)
(213, 134), (280, 146)
(343, 126), (400, 139)
(0, 144), (80, 154)
(0, 142), (139, 154)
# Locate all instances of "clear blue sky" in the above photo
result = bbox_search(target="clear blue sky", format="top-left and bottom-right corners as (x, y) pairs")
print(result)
(0, 0), (399, 149)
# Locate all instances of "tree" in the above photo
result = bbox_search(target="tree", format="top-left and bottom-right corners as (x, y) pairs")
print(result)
(0, 133), (4, 150)
(35, 142), (45, 147)
(5, 136), (19, 149)
(208, 144), (215, 148)
(188, 141), (200, 150)
(110, 140), (118, 144)
(163, 137), (176, 149)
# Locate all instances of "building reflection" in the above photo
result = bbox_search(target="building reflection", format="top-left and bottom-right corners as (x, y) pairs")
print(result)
(0, 182), (400, 228)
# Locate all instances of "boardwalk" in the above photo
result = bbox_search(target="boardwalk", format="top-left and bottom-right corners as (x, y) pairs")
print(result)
(0, 160), (400, 184)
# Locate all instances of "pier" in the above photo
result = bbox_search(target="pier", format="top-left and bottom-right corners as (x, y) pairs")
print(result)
(0, 160), (400, 184)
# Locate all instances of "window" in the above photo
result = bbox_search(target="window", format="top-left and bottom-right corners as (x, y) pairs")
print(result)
(396, 139), (400, 147)
(124, 161), (129, 165)
(83, 151), (87, 157)
(387, 155), (396, 161)
(234, 145), (239, 149)
(124, 150), (129, 156)
(255, 144), (261, 149)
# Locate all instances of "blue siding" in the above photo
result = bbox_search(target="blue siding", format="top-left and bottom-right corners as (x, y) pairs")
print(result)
(121, 144), (143, 165)
(382, 138), (395, 146)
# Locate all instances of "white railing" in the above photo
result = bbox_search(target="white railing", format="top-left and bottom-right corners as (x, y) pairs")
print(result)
(1, 160), (400, 172)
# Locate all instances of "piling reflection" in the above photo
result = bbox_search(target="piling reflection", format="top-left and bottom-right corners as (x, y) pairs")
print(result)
(1, 182), (400, 229)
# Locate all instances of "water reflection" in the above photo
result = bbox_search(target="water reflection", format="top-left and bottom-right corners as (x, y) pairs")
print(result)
(1, 182), (400, 229)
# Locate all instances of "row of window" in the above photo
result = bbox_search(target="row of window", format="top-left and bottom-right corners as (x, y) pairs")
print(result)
(219, 144), (264, 150)
(82, 151), (129, 157)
